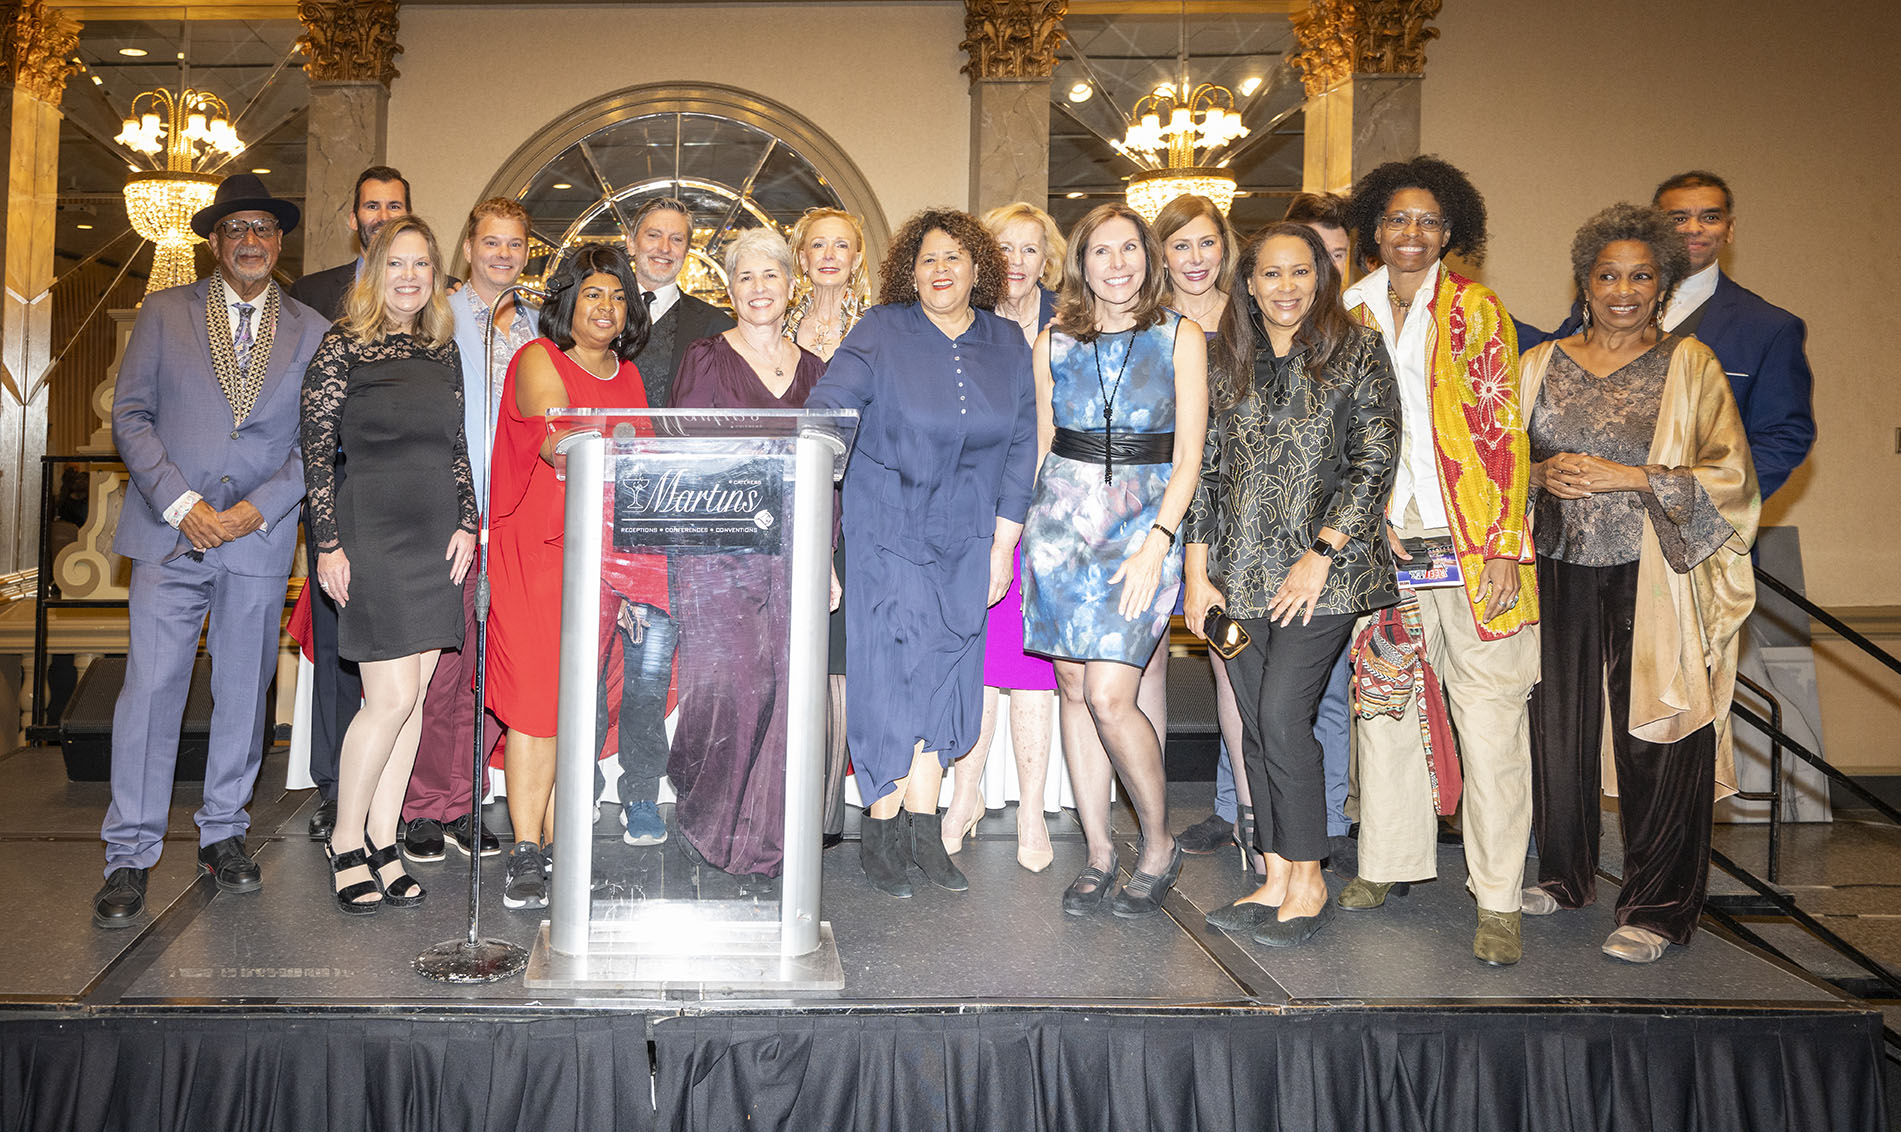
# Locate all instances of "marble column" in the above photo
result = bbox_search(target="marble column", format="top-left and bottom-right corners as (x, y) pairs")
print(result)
(1290, 0), (1440, 194)
(296, 0), (402, 274)
(303, 81), (389, 273)
(960, 0), (1066, 214)
(969, 78), (1052, 214)
(1301, 75), (1421, 195)
(0, 2), (80, 574)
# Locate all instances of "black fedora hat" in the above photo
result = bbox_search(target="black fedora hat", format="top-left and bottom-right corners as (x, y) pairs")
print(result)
(190, 172), (301, 239)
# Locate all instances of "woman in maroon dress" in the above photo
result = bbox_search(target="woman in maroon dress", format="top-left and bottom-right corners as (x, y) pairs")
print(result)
(667, 228), (828, 876)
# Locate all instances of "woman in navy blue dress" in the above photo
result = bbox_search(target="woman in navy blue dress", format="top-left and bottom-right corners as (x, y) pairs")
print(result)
(806, 209), (1038, 900)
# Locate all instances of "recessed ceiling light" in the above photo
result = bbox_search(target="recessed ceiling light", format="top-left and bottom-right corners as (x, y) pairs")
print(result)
(175, 52), (185, 60)
(1239, 76), (1263, 96)
(76, 223), (94, 230)
(1065, 192), (1085, 199)
(90, 74), (103, 86)
(250, 168), (270, 174)
(551, 182), (572, 190)
(117, 47), (148, 57)
(1067, 82), (1092, 103)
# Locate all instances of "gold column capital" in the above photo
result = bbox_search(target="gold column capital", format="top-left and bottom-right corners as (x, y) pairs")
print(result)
(960, 0), (1068, 82)
(296, 0), (402, 86)
(1, 0), (82, 103)
(1290, 0), (1441, 98)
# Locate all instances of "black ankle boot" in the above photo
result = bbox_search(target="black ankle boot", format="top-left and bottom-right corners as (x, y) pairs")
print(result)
(859, 813), (914, 899)
(905, 810), (969, 892)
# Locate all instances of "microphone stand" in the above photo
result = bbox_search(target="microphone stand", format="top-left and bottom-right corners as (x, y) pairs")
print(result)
(416, 281), (550, 983)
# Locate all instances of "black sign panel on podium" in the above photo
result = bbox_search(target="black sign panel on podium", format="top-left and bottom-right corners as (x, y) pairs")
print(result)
(612, 455), (785, 553)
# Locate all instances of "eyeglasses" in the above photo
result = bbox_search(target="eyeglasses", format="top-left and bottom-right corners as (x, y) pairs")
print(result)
(217, 218), (282, 240)
(1380, 212), (1446, 233)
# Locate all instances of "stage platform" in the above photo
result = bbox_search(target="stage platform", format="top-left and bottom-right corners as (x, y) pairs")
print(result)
(0, 742), (1890, 1131)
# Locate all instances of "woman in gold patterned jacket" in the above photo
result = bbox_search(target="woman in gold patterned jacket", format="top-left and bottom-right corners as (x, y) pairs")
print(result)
(1184, 222), (1399, 949)
(1520, 203), (1758, 965)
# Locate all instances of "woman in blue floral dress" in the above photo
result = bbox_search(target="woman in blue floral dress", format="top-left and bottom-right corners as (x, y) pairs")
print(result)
(1021, 203), (1208, 918)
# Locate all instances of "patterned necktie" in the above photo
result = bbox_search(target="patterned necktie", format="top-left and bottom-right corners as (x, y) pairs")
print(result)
(234, 303), (255, 375)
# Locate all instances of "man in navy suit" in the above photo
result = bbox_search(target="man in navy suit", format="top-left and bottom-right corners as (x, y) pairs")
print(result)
(286, 165), (409, 841)
(1554, 171), (1816, 496)
(92, 175), (331, 927)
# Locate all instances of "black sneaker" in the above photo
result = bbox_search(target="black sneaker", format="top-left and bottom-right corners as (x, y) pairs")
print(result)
(1176, 813), (1236, 855)
(502, 842), (547, 910)
(402, 818), (446, 862)
(444, 814), (502, 857)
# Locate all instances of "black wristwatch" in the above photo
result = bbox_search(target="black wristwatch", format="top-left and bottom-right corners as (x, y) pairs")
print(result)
(1309, 537), (1336, 559)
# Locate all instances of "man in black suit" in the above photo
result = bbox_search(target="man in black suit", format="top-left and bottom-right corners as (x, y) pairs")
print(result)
(286, 165), (410, 839)
(622, 197), (735, 408)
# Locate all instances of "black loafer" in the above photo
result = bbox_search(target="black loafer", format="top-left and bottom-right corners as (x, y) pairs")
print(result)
(1110, 841), (1184, 918)
(445, 814), (502, 857)
(198, 836), (261, 892)
(1061, 854), (1119, 916)
(1204, 898), (1277, 933)
(402, 818), (446, 862)
(92, 867), (148, 929)
(307, 797), (337, 841)
(1251, 899), (1336, 947)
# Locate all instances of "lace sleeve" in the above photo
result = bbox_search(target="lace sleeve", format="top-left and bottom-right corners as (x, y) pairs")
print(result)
(299, 327), (353, 553)
(441, 340), (478, 533)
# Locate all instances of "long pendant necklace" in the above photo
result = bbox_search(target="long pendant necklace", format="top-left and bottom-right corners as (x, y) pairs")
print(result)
(1092, 328), (1135, 483)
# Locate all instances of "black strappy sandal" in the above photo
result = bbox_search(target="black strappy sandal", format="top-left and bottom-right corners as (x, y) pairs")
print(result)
(326, 842), (383, 916)
(365, 841), (427, 908)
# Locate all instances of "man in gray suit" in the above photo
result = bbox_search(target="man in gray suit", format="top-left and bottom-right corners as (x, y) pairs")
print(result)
(93, 174), (331, 928)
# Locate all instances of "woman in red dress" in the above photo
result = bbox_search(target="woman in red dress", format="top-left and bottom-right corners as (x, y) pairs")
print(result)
(487, 245), (663, 911)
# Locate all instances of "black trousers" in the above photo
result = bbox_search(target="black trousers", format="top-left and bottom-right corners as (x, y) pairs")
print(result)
(1530, 557), (1715, 945)
(303, 506), (361, 800)
(1226, 611), (1359, 864)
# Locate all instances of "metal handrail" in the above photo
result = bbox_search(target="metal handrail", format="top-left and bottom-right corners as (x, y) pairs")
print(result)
(1728, 671), (1785, 882)
(1756, 565), (1901, 679)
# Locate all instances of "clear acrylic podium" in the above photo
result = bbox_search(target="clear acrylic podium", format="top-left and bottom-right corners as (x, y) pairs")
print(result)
(523, 408), (857, 992)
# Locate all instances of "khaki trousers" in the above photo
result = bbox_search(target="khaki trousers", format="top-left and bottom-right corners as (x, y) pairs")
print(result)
(1354, 524), (1538, 913)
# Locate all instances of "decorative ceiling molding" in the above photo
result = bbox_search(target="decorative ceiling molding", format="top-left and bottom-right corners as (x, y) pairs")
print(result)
(1289, 0), (1440, 98)
(960, 0), (1068, 82)
(2, 0), (82, 103)
(295, 0), (400, 86)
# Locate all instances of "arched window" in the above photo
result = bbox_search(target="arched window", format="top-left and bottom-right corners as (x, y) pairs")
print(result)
(474, 83), (889, 308)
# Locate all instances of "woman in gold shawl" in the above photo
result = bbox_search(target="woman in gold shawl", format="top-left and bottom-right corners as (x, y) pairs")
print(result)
(1521, 203), (1759, 964)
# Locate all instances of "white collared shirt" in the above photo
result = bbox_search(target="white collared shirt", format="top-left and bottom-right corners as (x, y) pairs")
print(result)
(1662, 262), (1720, 332)
(643, 280), (681, 324)
(1343, 261), (1449, 531)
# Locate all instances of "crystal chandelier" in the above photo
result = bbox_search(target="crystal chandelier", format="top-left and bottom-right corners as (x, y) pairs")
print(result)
(114, 88), (245, 294)
(1111, 5), (1250, 222)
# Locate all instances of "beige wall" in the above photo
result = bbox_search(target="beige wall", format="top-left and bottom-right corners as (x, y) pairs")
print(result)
(1422, 0), (1901, 611)
(1424, 0), (1901, 774)
(386, 1), (968, 271)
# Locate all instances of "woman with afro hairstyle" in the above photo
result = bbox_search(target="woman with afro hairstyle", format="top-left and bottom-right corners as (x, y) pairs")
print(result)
(1337, 156), (1540, 968)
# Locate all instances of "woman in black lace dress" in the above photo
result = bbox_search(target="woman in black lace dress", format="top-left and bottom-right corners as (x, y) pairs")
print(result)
(301, 215), (477, 914)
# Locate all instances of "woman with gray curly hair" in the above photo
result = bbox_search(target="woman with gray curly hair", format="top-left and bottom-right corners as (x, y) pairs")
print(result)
(1520, 203), (1760, 964)
(663, 226), (829, 878)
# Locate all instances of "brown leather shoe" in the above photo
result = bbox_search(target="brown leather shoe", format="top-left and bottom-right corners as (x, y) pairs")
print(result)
(1336, 876), (1408, 910)
(1474, 908), (1522, 966)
